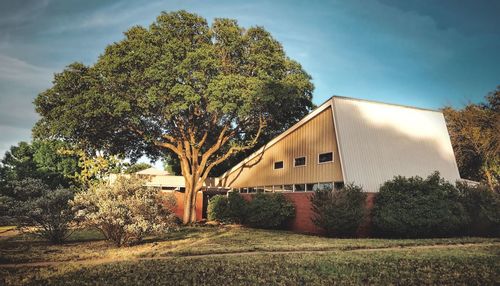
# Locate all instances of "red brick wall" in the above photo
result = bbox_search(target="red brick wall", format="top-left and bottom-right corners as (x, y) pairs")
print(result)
(165, 191), (377, 237)
(164, 191), (203, 221)
(241, 192), (377, 236)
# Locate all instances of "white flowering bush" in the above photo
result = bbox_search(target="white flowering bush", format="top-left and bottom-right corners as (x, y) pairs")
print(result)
(72, 176), (177, 246)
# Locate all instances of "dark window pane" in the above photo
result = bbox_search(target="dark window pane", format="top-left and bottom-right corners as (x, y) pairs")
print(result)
(334, 182), (345, 190)
(274, 161), (284, 169)
(306, 184), (315, 191)
(318, 152), (333, 163)
(284, 185), (293, 191)
(294, 184), (306, 191)
(294, 156), (306, 166)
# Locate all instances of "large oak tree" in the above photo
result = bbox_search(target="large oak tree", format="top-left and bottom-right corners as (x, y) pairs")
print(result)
(34, 11), (313, 223)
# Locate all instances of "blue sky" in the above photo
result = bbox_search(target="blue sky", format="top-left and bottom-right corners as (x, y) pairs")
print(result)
(0, 0), (499, 158)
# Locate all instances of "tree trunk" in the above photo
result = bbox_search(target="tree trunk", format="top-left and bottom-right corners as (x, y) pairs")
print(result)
(483, 165), (494, 192)
(182, 184), (195, 224)
(182, 177), (201, 224)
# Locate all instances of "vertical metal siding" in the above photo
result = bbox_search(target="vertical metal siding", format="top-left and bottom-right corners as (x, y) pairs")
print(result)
(332, 97), (461, 192)
(220, 108), (343, 188)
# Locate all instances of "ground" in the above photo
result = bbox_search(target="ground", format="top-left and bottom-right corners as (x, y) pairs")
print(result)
(0, 226), (499, 285)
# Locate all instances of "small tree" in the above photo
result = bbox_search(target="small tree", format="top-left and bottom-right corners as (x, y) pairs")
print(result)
(72, 176), (177, 246)
(207, 192), (247, 223)
(246, 193), (295, 229)
(4, 178), (75, 244)
(373, 172), (469, 238)
(311, 184), (366, 237)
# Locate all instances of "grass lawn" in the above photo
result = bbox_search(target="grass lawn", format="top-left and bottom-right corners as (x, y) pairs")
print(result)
(1, 226), (499, 285)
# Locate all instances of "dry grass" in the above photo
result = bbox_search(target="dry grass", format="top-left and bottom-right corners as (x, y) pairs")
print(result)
(1, 226), (499, 285)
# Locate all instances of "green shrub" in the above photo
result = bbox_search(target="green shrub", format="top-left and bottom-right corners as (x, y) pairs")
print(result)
(457, 182), (500, 236)
(207, 192), (247, 224)
(72, 176), (177, 246)
(373, 172), (468, 238)
(246, 193), (295, 229)
(311, 184), (367, 237)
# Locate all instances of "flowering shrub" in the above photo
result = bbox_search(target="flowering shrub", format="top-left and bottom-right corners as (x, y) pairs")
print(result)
(72, 176), (177, 246)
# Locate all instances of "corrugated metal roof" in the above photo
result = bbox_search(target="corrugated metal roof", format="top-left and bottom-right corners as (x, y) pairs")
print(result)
(332, 96), (461, 192)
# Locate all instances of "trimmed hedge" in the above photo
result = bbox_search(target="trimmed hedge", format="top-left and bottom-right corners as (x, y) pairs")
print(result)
(246, 193), (295, 229)
(457, 182), (500, 236)
(373, 172), (468, 238)
(208, 192), (295, 229)
(311, 184), (366, 237)
(207, 192), (247, 224)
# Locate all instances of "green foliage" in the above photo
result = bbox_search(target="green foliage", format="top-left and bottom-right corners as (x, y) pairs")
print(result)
(443, 86), (499, 191)
(246, 193), (295, 229)
(373, 172), (469, 238)
(33, 10), (313, 173)
(207, 192), (247, 223)
(72, 176), (177, 246)
(124, 163), (152, 174)
(311, 184), (367, 237)
(4, 178), (75, 244)
(457, 182), (500, 236)
(0, 140), (80, 189)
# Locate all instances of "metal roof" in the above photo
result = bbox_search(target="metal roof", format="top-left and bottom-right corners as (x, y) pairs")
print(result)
(332, 96), (461, 192)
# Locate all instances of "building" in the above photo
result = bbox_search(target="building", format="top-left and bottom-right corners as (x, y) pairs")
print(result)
(217, 96), (461, 193)
(143, 96), (462, 233)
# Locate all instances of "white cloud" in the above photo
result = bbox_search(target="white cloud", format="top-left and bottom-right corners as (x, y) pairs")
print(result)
(0, 54), (53, 88)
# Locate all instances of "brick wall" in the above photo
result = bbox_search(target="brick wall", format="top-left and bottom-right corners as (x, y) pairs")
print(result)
(241, 192), (377, 236)
(166, 190), (377, 237)
(165, 191), (204, 221)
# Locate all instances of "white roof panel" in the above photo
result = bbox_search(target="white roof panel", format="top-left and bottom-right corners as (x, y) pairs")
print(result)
(332, 96), (461, 192)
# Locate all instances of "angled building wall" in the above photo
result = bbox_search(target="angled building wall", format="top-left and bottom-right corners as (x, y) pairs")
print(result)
(332, 96), (461, 192)
(218, 104), (343, 190)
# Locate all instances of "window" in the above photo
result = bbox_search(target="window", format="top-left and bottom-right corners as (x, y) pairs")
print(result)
(294, 156), (306, 167)
(294, 184), (306, 192)
(274, 161), (284, 169)
(274, 185), (283, 192)
(317, 182), (333, 190)
(318, 152), (333, 164)
(264, 186), (273, 192)
(306, 184), (315, 191)
(284, 185), (293, 192)
(248, 187), (256, 193)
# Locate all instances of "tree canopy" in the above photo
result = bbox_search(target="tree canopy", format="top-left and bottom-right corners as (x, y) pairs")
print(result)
(443, 87), (500, 191)
(33, 11), (314, 223)
(0, 140), (80, 189)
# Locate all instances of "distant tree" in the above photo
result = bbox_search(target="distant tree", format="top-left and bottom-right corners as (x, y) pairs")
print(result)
(0, 140), (80, 189)
(124, 162), (152, 174)
(33, 11), (313, 224)
(443, 87), (500, 191)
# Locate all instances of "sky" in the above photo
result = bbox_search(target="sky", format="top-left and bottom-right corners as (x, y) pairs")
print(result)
(0, 0), (499, 159)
